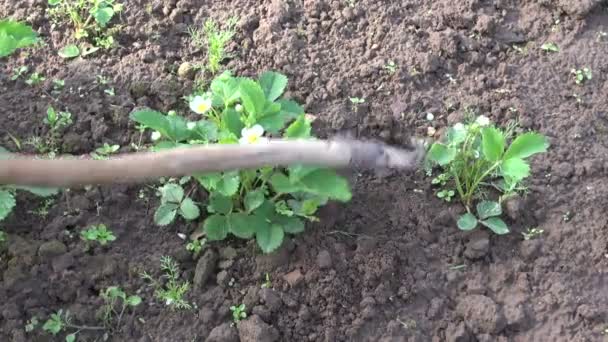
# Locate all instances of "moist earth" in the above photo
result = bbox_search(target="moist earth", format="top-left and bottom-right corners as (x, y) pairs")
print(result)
(1, 0), (608, 341)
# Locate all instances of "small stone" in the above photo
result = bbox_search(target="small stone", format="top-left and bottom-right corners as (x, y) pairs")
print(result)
(464, 231), (490, 260)
(205, 323), (239, 342)
(216, 270), (230, 287)
(445, 322), (471, 342)
(502, 195), (524, 220)
(237, 315), (279, 342)
(38, 240), (67, 258)
(316, 250), (332, 269)
(456, 294), (506, 334)
(283, 269), (304, 287)
(259, 288), (282, 312)
(194, 250), (218, 289)
(52, 254), (75, 272)
(177, 62), (196, 79)
(220, 247), (238, 260)
(219, 260), (234, 269)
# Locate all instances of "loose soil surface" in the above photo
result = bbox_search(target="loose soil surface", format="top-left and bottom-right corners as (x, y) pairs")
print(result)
(2, 0), (608, 341)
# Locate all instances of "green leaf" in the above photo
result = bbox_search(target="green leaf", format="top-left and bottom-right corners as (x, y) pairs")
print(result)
(210, 74), (240, 106)
(0, 32), (18, 58)
(58, 44), (80, 58)
(179, 198), (200, 220)
(256, 224), (284, 254)
(228, 212), (258, 239)
(481, 127), (505, 161)
(270, 173), (299, 193)
(446, 126), (467, 145)
(298, 169), (352, 202)
(457, 213), (478, 231)
(223, 108), (244, 137)
(203, 214), (228, 240)
(217, 172), (240, 196)
(275, 215), (305, 234)
(154, 203), (178, 226)
(192, 120), (218, 141)
(160, 184), (184, 203)
(48, 0), (61, 5)
(244, 189), (265, 212)
(257, 112), (285, 134)
(277, 99), (304, 120)
(165, 115), (191, 142)
(129, 109), (170, 137)
(208, 193), (233, 214)
(476, 201), (502, 220)
(288, 165), (318, 183)
(259, 71), (288, 102)
(93, 7), (114, 27)
(126, 295), (142, 307)
(428, 143), (456, 166)
(65, 333), (76, 342)
(0, 190), (16, 220)
(284, 115), (311, 139)
(0, 19), (38, 57)
(13, 185), (59, 197)
(503, 132), (549, 160)
(541, 42), (559, 52)
(196, 172), (221, 191)
(501, 158), (530, 182)
(480, 217), (509, 235)
(239, 79), (266, 116)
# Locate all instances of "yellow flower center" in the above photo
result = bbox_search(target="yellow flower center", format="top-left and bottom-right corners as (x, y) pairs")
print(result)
(247, 134), (259, 144)
(196, 102), (210, 113)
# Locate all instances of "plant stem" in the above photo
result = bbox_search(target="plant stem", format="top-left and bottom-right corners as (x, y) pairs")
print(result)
(65, 323), (105, 331)
(464, 161), (501, 208)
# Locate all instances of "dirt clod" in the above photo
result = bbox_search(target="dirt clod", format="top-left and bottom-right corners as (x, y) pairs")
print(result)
(456, 295), (506, 334)
(283, 269), (304, 288)
(237, 315), (279, 342)
(194, 250), (218, 289)
(206, 323), (239, 342)
(38, 240), (67, 258)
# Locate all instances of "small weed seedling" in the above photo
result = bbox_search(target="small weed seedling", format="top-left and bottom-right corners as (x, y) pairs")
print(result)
(46, 0), (123, 48)
(42, 309), (104, 341)
(80, 223), (116, 247)
(230, 304), (247, 324)
(261, 273), (272, 289)
(540, 42), (559, 53)
(571, 67), (592, 85)
(426, 115), (549, 234)
(11, 66), (29, 80)
(25, 316), (39, 332)
(140, 256), (192, 310)
(45, 106), (73, 130)
(383, 61), (398, 74)
(522, 227), (544, 240)
(349, 97), (365, 111)
(188, 17), (238, 74)
(91, 143), (120, 159)
(186, 237), (206, 257)
(99, 286), (142, 330)
(26, 72), (46, 86)
(129, 70), (352, 254)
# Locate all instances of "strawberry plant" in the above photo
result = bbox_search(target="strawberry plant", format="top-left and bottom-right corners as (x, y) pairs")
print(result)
(46, 0), (123, 48)
(130, 70), (352, 253)
(0, 19), (39, 57)
(426, 115), (549, 234)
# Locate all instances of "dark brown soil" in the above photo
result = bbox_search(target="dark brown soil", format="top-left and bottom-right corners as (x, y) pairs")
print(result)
(2, 0), (608, 341)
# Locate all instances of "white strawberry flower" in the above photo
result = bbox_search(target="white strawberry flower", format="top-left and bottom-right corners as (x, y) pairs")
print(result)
(151, 131), (161, 141)
(476, 115), (490, 126)
(453, 122), (465, 131)
(239, 124), (268, 145)
(189, 95), (213, 114)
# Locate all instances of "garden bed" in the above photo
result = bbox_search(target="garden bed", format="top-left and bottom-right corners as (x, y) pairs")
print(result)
(2, 0), (608, 341)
